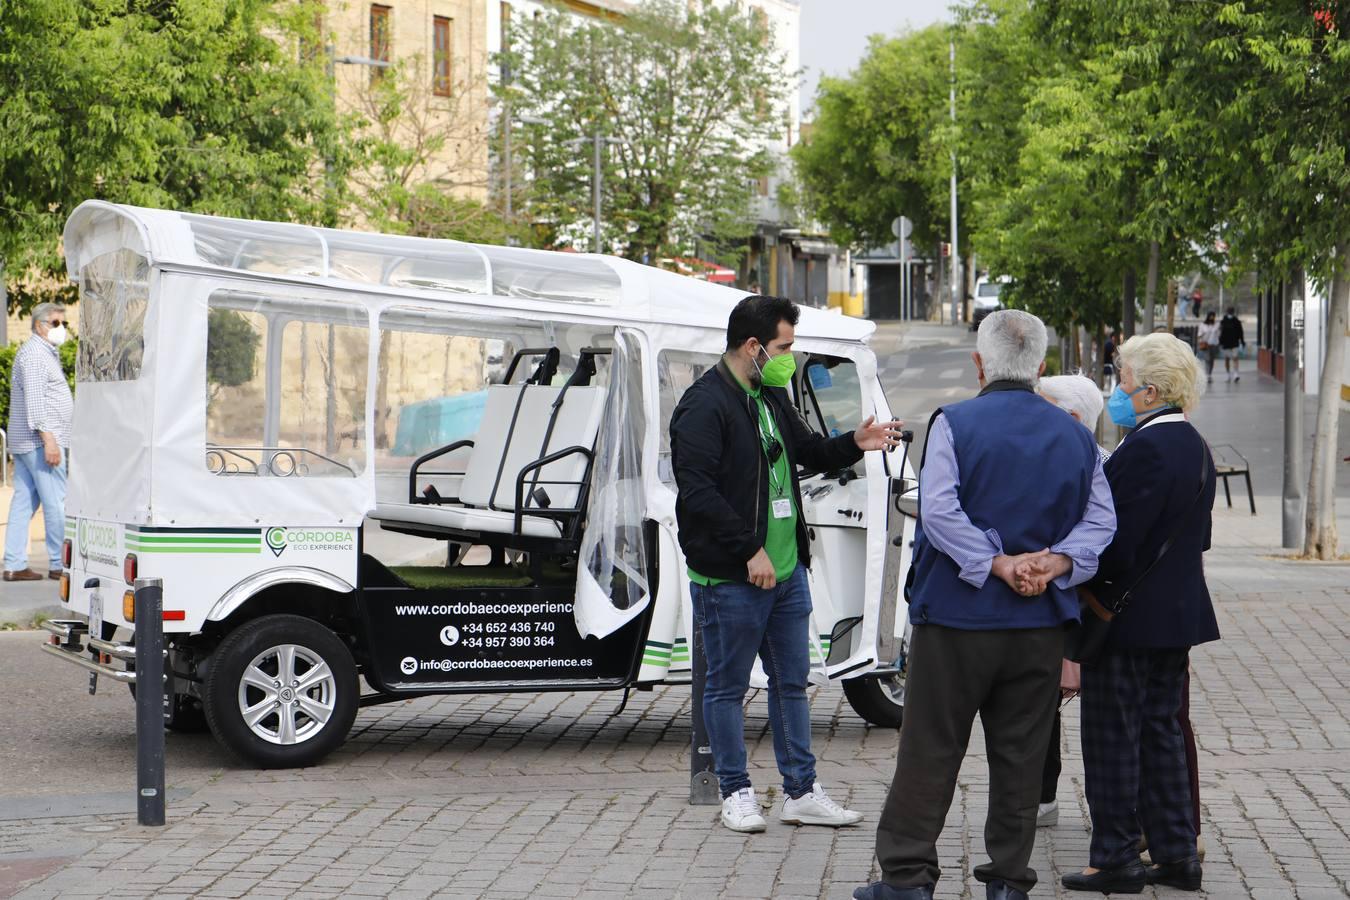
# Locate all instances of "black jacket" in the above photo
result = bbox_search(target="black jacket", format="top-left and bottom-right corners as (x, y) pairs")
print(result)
(1219, 314), (1245, 349)
(669, 360), (864, 582)
(1088, 409), (1221, 650)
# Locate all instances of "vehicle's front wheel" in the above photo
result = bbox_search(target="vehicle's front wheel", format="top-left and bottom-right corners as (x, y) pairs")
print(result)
(203, 614), (358, 768)
(843, 670), (906, 728)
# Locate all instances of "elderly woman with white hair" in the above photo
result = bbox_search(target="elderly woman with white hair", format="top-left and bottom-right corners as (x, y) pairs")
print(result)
(1030, 372), (1108, 831)
(1062, 334), (1219, 895)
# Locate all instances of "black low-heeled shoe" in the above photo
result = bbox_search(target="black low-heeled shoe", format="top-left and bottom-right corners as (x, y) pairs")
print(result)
(1061, 860), (1147, 894)
(1147, 857), (1203, 891)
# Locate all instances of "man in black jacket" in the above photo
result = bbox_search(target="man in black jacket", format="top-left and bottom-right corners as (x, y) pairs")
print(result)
(1219, 306), (1245, 382)
(670, 294), (902, 834)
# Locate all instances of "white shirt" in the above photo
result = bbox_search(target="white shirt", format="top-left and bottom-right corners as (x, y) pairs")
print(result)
(7, 335), (73, 453)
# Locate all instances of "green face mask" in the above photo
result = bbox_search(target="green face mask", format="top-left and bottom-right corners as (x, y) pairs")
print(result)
(756, 346), (796, 387)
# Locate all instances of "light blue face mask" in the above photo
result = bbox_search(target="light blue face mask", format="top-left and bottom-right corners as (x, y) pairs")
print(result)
(1107, 384), (1161, 428)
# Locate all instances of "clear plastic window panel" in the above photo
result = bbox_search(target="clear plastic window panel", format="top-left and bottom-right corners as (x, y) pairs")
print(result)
(205, 290), (369, 478)
(77, 249), (150, 383)
(581, 330), (649, 612)
(656, 349), (719, 483)
(802, 357), (862, 439)
(483, 245), (623, 304)
(372, 307), (549, 507)
(186, 214), (327, 277)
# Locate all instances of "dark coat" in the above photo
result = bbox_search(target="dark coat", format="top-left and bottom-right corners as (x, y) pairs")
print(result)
(669, 360), (863, 582)
(1090, 409), (1221, 649)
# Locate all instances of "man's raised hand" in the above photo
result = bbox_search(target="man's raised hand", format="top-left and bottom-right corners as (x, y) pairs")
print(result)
(853, 416), (905, 452)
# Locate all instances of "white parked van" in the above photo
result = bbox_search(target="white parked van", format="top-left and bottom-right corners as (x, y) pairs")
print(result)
(42, 202), (917, 768)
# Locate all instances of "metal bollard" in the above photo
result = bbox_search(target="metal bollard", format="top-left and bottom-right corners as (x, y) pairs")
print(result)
(689, 621), (719, 805)
(133, 577), (166, 827)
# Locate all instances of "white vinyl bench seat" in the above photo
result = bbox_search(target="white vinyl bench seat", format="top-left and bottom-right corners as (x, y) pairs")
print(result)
(369, 377), (607, 543)
(370, 501), (564, 538)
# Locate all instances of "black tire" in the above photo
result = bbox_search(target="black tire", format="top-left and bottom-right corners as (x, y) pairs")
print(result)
(843, 671), (906, 729)
(203, 614), (358, 768)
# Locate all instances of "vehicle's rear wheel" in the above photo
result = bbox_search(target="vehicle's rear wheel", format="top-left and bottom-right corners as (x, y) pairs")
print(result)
(843, 670), (906, 729)
(203, 614), (358, 768)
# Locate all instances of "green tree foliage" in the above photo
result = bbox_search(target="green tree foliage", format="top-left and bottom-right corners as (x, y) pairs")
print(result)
(499, 0), (786, 260)
(206, 309), (260, 395)
(791, 27), (953, 250)
(346, 56), (516, 245)
(0, 0), (344, 313)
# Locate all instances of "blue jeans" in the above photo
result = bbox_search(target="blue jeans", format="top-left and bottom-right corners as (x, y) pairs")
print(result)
(690, 564), (816, 799)
(4, 448), (66, 572)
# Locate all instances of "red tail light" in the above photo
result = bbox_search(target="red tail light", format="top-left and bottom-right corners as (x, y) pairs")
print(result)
(123, 553), (138, 585)
(62, 540), (72, 569)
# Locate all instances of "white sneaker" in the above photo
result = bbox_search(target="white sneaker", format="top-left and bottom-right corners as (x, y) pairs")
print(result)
(1037, 801), (1059, 827)
(720, 787), (766, 833)
(780, 782), (864, 827)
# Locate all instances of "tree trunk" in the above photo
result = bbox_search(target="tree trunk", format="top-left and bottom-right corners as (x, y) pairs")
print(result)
(1304, 247), (1349, 559)
(1122, 267), (1137, 339)
(1143, 240), (1160, 332)
(964, 251), (977, 324)
(1282, 272), (1305, 548)
(1097, 322), (1108, 387)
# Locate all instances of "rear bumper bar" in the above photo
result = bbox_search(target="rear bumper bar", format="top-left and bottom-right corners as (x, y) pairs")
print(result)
(39, 618), (138, 684)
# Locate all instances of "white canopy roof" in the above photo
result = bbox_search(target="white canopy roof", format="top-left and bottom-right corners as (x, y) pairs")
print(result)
(63, 201), (874, 343)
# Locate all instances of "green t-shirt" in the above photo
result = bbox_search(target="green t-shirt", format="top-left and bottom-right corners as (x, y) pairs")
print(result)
(688, 381), (799, 587)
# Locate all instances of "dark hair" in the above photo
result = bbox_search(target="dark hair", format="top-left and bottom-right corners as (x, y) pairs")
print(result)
(1205, 312), (1216, 322)
(1226, 306), (1236, 315)
(726, 295), (799, 351)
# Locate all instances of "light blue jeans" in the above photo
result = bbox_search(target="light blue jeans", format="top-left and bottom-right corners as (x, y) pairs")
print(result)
(4, 447), (67, 572)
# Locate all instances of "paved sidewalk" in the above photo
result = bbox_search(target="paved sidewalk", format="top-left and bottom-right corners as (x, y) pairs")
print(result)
(1, 498), (1347, 899)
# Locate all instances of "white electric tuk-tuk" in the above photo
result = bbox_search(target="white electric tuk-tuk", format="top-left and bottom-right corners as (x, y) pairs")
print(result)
(41, 201), (917, 768)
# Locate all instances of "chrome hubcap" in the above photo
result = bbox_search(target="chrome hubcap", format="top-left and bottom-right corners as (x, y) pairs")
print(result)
(879, 672), (906, 706)
(237, 644), (335, 745)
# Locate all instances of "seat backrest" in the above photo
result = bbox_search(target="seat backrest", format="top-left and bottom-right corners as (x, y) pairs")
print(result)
(458, 383), (607, 511)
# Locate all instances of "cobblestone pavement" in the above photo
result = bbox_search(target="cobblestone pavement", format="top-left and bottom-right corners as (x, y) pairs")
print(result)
(2, 356), (1348, 899)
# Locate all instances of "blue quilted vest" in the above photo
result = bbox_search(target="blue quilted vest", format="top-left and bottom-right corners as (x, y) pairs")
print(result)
(908, 385), (1097, 630)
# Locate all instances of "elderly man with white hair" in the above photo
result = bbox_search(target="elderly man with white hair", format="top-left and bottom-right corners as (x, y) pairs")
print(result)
(855, 310), (1117, 900)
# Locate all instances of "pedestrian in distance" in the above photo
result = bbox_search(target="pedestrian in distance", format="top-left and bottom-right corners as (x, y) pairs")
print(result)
(855, 310), (1117, 900)
(1196, 312), (1220, 383)
(669, 294), (903, 835)
(1218, 306), (1245, 382)
(1034, 373), (1112, 829)
(1189, 290), (1203, 320)
(4, 303), (74, 582)
(1062, 333), (1219, 895)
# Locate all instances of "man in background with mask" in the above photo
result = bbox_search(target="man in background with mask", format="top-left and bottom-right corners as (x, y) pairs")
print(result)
(4, 303), (74, 582)
(670, 294), (902, 834)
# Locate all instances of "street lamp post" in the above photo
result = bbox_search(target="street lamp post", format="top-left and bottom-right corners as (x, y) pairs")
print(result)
(564, 131), (626, 253)
(324, 46), (391, 227)
(503, 112), (546, 244)
(949, 39), (960, 327)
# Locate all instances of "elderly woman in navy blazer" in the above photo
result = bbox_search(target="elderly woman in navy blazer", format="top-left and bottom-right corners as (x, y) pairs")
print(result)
(1063, 333), (1220, 895)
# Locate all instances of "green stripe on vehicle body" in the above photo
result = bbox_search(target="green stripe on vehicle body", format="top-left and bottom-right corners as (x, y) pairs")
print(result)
(128, 535), (261, 545)
(126, 546), (261, 554)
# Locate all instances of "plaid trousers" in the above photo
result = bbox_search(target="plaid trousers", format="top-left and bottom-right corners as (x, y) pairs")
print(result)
(1080, 646), (1197, 869)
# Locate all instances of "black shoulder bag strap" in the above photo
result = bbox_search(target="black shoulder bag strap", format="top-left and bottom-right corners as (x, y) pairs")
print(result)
(1102, 440), (1211, 616)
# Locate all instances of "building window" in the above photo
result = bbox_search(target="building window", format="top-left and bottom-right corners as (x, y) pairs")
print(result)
(370, 4), (391, 82)
(433, 16), (452, 96)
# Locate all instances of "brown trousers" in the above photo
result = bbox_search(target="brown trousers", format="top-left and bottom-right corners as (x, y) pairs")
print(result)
(874, 624), (1064, 895)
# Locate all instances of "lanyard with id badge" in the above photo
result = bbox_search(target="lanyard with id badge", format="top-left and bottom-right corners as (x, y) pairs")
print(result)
(758, 399), (793, 519)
